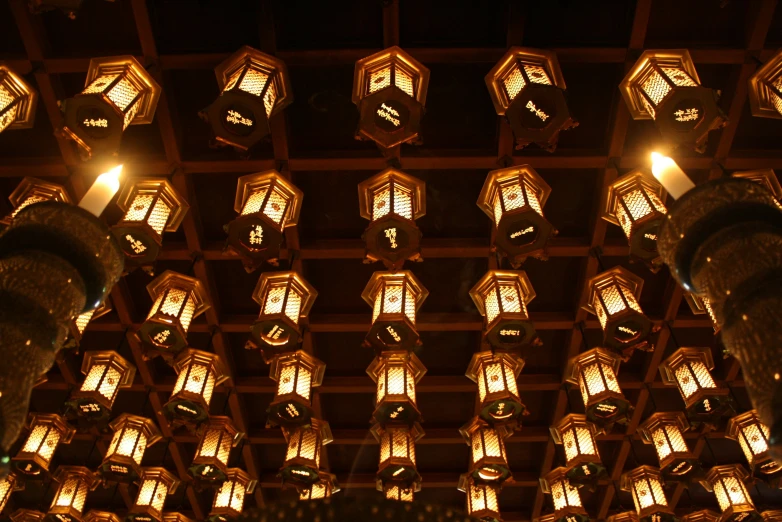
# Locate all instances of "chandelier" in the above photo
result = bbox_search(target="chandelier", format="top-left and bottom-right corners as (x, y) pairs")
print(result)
(638, 412), (700, 483)
(748, 49), (782, 119)
(361, 270), (428, 352)
(466, 351), (526, 427)
(98, 414), (162, 484)
(0, 65), (37, 134)
(566, 348), (630, 432)
(620, 466), (675, 522)
(163, 348), (229, 429)
(267, 350), (325, 428)
(188, 416), (242, 486)
(65, 350), (135, 423)
(549, 413), (606, 488)
(11, 413), (74, 478)
(126, 467), (179, 522)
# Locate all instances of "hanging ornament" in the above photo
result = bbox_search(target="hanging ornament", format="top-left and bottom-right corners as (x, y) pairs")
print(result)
(367, 350), (426, 427)
(207, 468), (256, 522)
(550, 413), (607, 490)
(702, 465), (762, 522)
(540, 467), (589, 522)
(566, 348), (631, 433)
(188, 416), (243, 487)
(620, 466), (676, 522)
(127, 468), (180, 522)
(460, 416), (512, 484)
(466, 351), (527, 429)
(163, 349), (229, 429)
(638, 412), (701, 484)
(12, 413), (75, 479)
(726, 410), (782, 487)
(279, 418), (332, 487)
(267, 350), (325, 428)
(98, 414), (162, 484)
(65, 350), (135, 424)
(361, 271), (428, 353)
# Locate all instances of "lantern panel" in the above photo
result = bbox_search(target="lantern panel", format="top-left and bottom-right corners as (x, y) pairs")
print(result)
(468, 482), (499, 513)
(380, 428), (416, 466)
(629, 475), (668, 512)
(0, 475), (16, 512)
(285, 428), (319, 464)
(737, 422), (770, 465)
(674, 361), (717, 401)
(712, 476), (752, 513)
(616, 189), (667, 239)
(172, 361), (215, 404)
(136, 479), (166, 513)
(0, 85), (19, 132)
(213, 480), (245, 512)
(277, 362), (312, 401)
(479, 359), (519, 399)
(579, 361), (621, 404)
(52, 477), (89, 513)
(81, 364), (123, 403)
(107, 428), (145, 465)
(21, 425), (61, 464)
(471, 428), (503, 463)
(640, 67), (697, 118)
(550, 478), (583, 510)
(199, 428), (231, 464)
(262, 283), (302, 323)
(562, 425), (598, 463)
(651, 425), (688, 462)
(385, 484), (414, 502)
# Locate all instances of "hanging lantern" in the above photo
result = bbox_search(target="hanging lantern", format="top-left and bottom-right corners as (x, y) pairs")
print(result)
(660, 347), (734, 427)
(607, 513), (640, 522)
(127, 468), (180, 522)
(224, 170), (303, 272)
(200, 46), (293, 152)
(84, 511), (120, 522)
(0, 473), (22, 513)
(45, 466), (98, 522)
(279, 418), (332, 486)
(460, 416), (512, 484)
(207, 468), (256, 522)
(361, 271), (428, 352)
(762, 511), (782, 522)
(162, 513), (195, 522)
(638, 412), (700, 483)
(382, 481), (418, 503)
(0, 65), (36, 135)
(59, 56), (161, 160)
(163, 349), (229, 428)
(298, 472), (339, 501)
(732, 170), (782, 208)
(67, 300), (113, 349)
(749, 49), (782, 119)
(565, 348), (630, 433)
(188, 416), (242, 486)
(65, 350), (135, 422)
(469, 269), (538, 352)
(485, 47), (577, 152)
(466, 351), (526, 427)
(11, 510), (45, 522)
(98, 414), (162, 484)
(619, 50), (727, 153)
(477, 165), (556, 267)
(549, 413), (606, 488)
(267, 350), (325, 428)
(684, 293), (719, 333)
(372, 423), (423, 487)
(136, 271), (211, 361)
(702, 465), (761, 522)
(248, 271), (317, 362)
(357, 168), (426, 269)
(682, 511), (720, 522)
(620, 466), (675, 522)
(112, 178), (189, 273)
(727, 410), (782, 484)
(11, 413), (75, 478)
(0, 177), (70, 228)
(540, 467), (589, 522)
(352, 46), (429, 151)
(458, 474), (502, 522)
(367, 350), (426, 427)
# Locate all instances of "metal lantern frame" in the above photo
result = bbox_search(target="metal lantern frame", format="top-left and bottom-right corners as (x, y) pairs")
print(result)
(188, 416), (242, 486)
(762, 511), (782, 522)
(726, 410), (782, 481)
(607, 513), (641, 522)
(620, 466), (675, 522)
(638, 412), (700, 482)
(565, 348), (630, 432)
(382, 481), (419, 503)
(540, 467), (588, 522)
(458, 474), (502, 522)
(127, 467), (180, 522)
(0, 65), (37, 134)
(11, 510), (45, 522)
(208, 468), (256, 522)
(298, 472), (340, 501)
(366, 350), (426, 427)
(66, 350), (135, 422)
(702, 465), (760, 522)
(684, 292), (719, 333)
(279, 418), (332, 487)
(372, 422), (424, 487)
(0, 471), (23, 512)
(163, 348), (230, 427)
(732, 169), (782, 206)
(84, 511), (120, 522)
(45, 466), (99, 522)
(361, 270), (429, 352)
(748, 49), (782, 119)
(68, 300), (113, 348)
(0, 177), (70, 227)
(550, 413), (606, 487)
(682, 511), (721, 522)
(460, 416), (513, 484)
(162, 513), (196, 522)
(98, 414), (162, 484)
(466, 351), (526, 427)
(12, 413), (75, 478)
(267, 350), (326, 428)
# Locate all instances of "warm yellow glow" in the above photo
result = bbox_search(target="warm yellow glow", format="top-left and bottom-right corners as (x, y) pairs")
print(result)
(78, 165), (123, 217)
(650, 153), (694, 200)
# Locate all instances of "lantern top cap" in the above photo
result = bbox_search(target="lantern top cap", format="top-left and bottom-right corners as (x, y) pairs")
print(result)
(162, 513), (197, 522)
(215, 46), (293, 114)
(540, 466), (575, 491)
(52, 466), (99, 489)
(465, 351), (523, 383)
(313, 471), (340, 494)
(732, 169), (782, 199)
(10, 510), (45, 522)
(202, 415), (241, 436)
(0, 64), (38, 129)
(361, 270), (429, 309)
(84, 511), (121, 522)
(749, 49), (782, 119)
(285, 418), (333, 445)
(619, 465), (664, 491)
(682, 510), (721, 522)
(485, 46), (566, 114)
(602, 169), (667, 226)
(172, 348), (230, 385)
(115, 178), (190, 233)
(726, 409), (764, 439)
(619, 49), (701, 120)
(459, 416), (512, 444)
(26, 413), (76, 444)
(607, 512), (641, 522)
(366, 350), (427, 383)
(477, 164), (552, 220)
(108, 413), (162, 444)
(353, 46), (430, 105)
(565, 347), (622, 384)
(234, 170), (303, 226)
(224, 467), (255, 487)
(370, 421), (425, 442)
(582, 266), (645, 316)
(469, 269), (536, 316)
(80, 350), (136, 387)
(660, 346), (715, 386)
(139, 467), (180, 494)
(251, 271), (318, 315)
(357, 167), (427, 221)
(85, 55), (161, 125)
(638, 411), (689, 443)
(8, 177), (71, 207)
(270, 349), (326, 387)
(549, 413), (597, 444)
(146, 270), (212, 317)
(703, 463), (750, 489)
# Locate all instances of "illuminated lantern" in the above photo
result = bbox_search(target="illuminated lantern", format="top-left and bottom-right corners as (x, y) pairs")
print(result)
(540, 467), (588, 522)
(620, 466), (675, 522)
(367, 350), (426, 427)
(565, 348), (630, 433)
(224, 170), (303, 272)
(162, 513), (195, 522)
(136, 271), (211, 360)
(703, 465), (761, 522)
(684, 293), (719, 333)
(11, 510), (45, 522)
(749, 49), (782, 119)
(127, 468), (179, 522)
(469, 269), (538, 352)
(98, 414), (161, 484)
(458, 474), (502, 522)
(372, 423), (423, 487)
(727, 410), (782, 483)
(485, 47), (577, 152)
(382, 482), (418, 503)
(248, 271), (317, 362)
(59, 56), (161, 160)
(357, 168), (426, 269)
(732, 170), (782, 207)
(279, 418), (332, 486)
(0, 178), (70, 228)
(549, 413), (606, 488)
(660, 347), (734, 427)
(207, 468), (256, 522)
(361, 271), (428, 352)
(112, 178), (189, 272)
(163, 349), (229, 428)
(762, 511), (782, 522)
(201, 46), (292, 152)
(638, 412), (700, 483)
(477, 165), (556, 267)
(352, 46), (429, 151)
(65, 350), (135, 422)
(466, 351), (526, 427)
(45, 466), (98, 522)
(188, 416), (242, 486)
(298, 472), (339, 501)
(607, 513), (640, 522)
(0, 65), (36, 135)
(67, 300), (113, 348)
(12, 413), (75, 478)
(267, 350), (325, 428)
(0, 473), (22, 513)
(84, 511), (120, 522)
(460, 416), (512, 484)
(682, 511), (720, 522)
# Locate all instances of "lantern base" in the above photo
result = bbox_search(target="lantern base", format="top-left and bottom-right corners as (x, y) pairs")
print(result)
(188, 462), (228, 486)
(206, 515), (232, 522)
(377, 464), (421, 486)
(566, 462), (607, 490)
(60, 93), (125, 160)
(628, 215), (665, 272)
(372, 400), (422, 426)
(654, 86), (727, 154)
(639, 513), (678, 522)
(44, 513), (81, 522)
(136, 321), (188, 362)
(163, 397), (209, 428)
(64, 396), (112, 425)
(356, 86), (424, 150)
(684, 393), (735, 430)
(279, 464), (320, 486)
(478, 398), (526, 427)
(554, 514), (590, 522)
(363, 216), (423, 270)
(97, 459), (139, 484)
(363, 319), (421, 353)
(224, 214), (283, 272)
(506, 84), (578, 153)
(602, 311), (655, 362)
(721, 514), (763, 522)
(470, 464), (512, 484)
(267, 399), (314, 429)
(586, 397), (631, 433)
(111, 223), (162, 274)
(125, 512), (157, 522)
(494, 208), (557, 267)
(750, 458), (782, 488)
(485, 318), (539, 352)
(200, 90), (272, 152)
(250, 317), (302, 363)
(11, 457), (47, 478)
(661, 458), (703, 484)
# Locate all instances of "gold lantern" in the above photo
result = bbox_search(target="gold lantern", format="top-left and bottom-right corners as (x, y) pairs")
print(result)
(84, 511), (120, 522)
(12, 413), (74, 478)
(201, 46), (293, 152)
(67, 300), (113, 348)
(727, 410), (782, 482)
(732, 170), (782, 207)
(65, 350), (135, 422)
(565, 348), (630, 432)
(762, 511), (782, 522)
(45, 466), (98, 522)
(477, 165), (556, 267)
(207, 468), (256, 522)
(607, 513), (640, 522)
(619, 50), (727, 153)
(638, 412), (700, 482)
(361, 270), (428, 352)
(466, 351), (526, 427)
(372, 422), (423, 487)
(485, 47), (577, 152)
(367, 350), (426, 427)
(11, 510), (45, 522)
(550, 413), (606, 488)
(352, 46), (429, 151)
(127, 468), (179, 522)
(163, 349), (229, 428)
(458, 474), (502, 522)
(682, 511), (721, 522)
(0, 177), (70, 227)
(749, 49), (782, 119)
(298, 472), (339, 501)
(540, 467), (588, 522)
(224, 170), (303, 272)
(0, 473), (22, 513)
(0, 65), (37, 134)
(357, 168), (426, 269)
(248, 271), (317, 362)
(112, 178), (189, 272)
(469, 270), (538, 351)
(460, 416), (512, 484)
(136, 271), (211, 360)
(620, 466), (675, 522)
(267, 350), (325, 428)
(60, 56), (161, 160)
(702, 465), (761, 522)
(188, 416), (242, 485)
(684, 293), (719, 333)
(382, 481), (419, 503)
(98, 414), (161, 484)
(279, 418), (332, 486)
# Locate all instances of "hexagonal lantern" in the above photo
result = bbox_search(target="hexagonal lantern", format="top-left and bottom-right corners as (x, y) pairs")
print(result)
(248, 271), (317, 362)
(485, 47), (577, 152)
(466, 351), (526, 428)
(460, 417), (512, 484)
(224, 170), (303, 272)
(136, 271), (211, 361)
(11, 510), (45, 522)
(98, 414), (162, 484)
(703, 465), (761, 522)
(638, 412), (700, 483)
(352, 46), (429, 151)
(267, 350), (325, 428)
(361, 271), (428, 353)
(0, 177), (71, 228)
(732, 170), (782, 207)
(620, 50), (727, 153)
(540, 467), (589, 522)
(59, 56), (161, 160)
(727, 410), (782, 484)
(358, 168), (426, 269)
(12, 413), (75, 478)
(0, 474), (22, 514)
(45, 466), (98, 522)
(163, 349), (229, 429)
(550, 413), (606, 488)
(372, 422), (424, 488)
(188, 416), (242, 487)
(682, 511), (721, 522)
(620, 466), (675, 522)
(200, 46), (292, 152)
(607, 513), (640, 522)
(477, 165), (556, 267)
(367, 350), (426, 427)
(0, 65), (37, 135)
(84, 512), (120, 522)
(65, 350), (135, 423)
(458, 474), (501, 522)
(583, 267), (654, 360)
(470, 270), (538, 352)
(127, 468), (179, 522)
(298, 472), (339, 501)
(684, 293), (719, 333)
(67, 300), (113, 349)
(279, 418), (332, 487)
(111, 178), (189, 273)
(565, 348), (630, 433)
(207, 468), (256, 522)
(749, 49), (782, 119)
